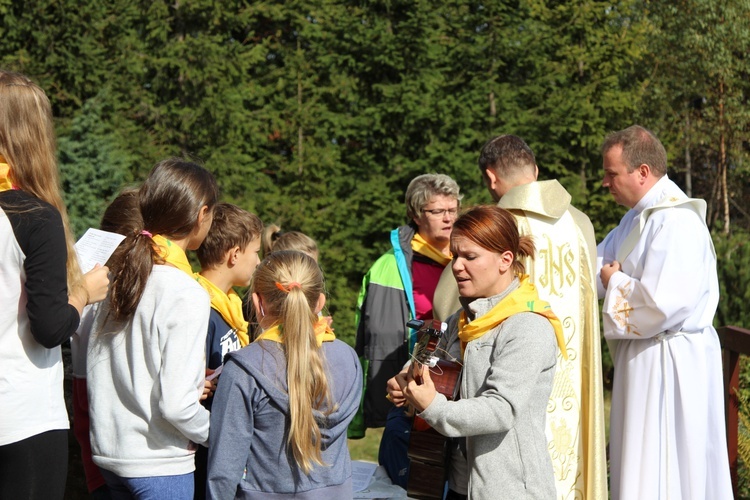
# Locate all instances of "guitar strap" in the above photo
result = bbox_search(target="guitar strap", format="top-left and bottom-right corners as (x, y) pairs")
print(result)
(392, 228), (418, 352)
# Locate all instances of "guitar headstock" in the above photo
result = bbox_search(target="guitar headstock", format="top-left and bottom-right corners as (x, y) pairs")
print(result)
(407, 319), (447, 367)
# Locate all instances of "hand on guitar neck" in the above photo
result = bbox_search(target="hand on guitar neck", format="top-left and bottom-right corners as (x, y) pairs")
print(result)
(385, 356), (437, 411)
(386, 318), (444, 412)
(385, 369), (408, 407)
(385, 319), (462, 500)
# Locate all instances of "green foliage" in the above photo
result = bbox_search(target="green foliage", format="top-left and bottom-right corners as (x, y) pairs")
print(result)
(714, 228), (750, 495)
(714, 228), (750, 330)
(58, 95), (136, 237)
(736, 363), (750, 499)
(639, 0), (750, 232)
(2, 0), (747, 350)
(5, 1), (750, 495)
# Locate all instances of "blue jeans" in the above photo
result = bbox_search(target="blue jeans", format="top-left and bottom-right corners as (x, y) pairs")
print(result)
(99, 468), (194, 500)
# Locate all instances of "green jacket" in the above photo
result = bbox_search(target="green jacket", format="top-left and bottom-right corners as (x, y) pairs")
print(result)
(349, 225), (416, 435)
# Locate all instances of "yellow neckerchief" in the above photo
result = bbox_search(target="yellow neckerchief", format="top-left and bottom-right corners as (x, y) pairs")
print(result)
(458, 275), (567, 359)
(152, 234), (194, 275)
(255, 318), (336, 347)
(0, 156), (13, 191)
(411, 233), (451, 266)
(194, 274), (250, 347)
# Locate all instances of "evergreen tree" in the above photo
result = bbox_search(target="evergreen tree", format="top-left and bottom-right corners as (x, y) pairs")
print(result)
(58, 94), (136, 237)
(641, 0), (750, 233)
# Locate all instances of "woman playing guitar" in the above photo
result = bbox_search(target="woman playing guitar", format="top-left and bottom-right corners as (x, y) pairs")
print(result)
(387, 205), (566, 500)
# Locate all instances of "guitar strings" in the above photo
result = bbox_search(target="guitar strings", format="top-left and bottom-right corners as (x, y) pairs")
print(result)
(434, 347), (463, 367)
(408, 346), (463, 378)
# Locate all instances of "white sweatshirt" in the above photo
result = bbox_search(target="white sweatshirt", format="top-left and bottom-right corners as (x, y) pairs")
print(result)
(87, 265), (210, 477)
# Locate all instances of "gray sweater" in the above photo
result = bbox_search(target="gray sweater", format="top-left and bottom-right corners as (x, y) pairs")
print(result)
(206, 338), (362, 499)
(421, 282), (558, 499)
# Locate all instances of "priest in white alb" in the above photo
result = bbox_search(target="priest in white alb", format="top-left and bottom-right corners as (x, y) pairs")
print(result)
(596, 125), (732, 500)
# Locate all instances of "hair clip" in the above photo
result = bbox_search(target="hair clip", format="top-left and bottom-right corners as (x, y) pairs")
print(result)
(275, 281), (301, 293)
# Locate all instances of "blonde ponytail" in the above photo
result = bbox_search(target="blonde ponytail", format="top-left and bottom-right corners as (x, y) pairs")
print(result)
(252, 251), (334, 473)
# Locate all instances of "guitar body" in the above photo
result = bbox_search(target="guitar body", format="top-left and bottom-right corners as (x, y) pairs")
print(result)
(400, 319), (462, 499)
(406, 359), (462, 499)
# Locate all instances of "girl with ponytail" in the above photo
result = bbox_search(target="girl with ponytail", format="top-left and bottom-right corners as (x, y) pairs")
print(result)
(207, 250), (362, 499)
(87, 158), (218, 499)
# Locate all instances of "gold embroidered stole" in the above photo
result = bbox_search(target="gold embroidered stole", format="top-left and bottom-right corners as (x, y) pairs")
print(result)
(616, 196), (711, 262)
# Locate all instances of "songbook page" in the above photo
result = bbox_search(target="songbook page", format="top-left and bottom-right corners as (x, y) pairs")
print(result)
(351, 461), (378, 493)
(75, 228), (126, 273)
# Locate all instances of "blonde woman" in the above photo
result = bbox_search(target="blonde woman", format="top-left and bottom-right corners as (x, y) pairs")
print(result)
(0, 70), (109, 500)
(207, 251), (362, 499)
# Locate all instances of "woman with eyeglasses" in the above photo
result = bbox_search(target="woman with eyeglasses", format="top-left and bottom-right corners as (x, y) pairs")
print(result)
(351, 173), (462, 488)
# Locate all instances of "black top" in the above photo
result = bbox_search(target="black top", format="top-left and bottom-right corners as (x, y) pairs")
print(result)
(0, 189), (80, 347)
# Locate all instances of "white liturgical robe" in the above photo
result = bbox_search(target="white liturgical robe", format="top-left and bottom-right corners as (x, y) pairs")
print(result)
(597, 175), (732, 500)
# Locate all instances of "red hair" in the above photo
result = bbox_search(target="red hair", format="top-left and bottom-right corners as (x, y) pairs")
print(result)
(450, 205), (535, 276)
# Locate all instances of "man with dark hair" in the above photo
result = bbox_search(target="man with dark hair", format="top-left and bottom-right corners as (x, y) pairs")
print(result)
(434, 134), (608, 499)
(597, 125), (731, 499)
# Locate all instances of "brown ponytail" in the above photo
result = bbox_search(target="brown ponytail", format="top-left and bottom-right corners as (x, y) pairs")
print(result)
(106, 158), (218, 321)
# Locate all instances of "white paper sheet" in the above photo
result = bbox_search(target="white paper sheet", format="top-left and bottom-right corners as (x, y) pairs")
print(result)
(75, 228), (126, 273)
(351, 461), (411, 498)
(352, 461), (378, 492)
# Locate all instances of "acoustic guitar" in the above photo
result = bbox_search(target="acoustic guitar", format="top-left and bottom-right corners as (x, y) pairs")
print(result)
(404, 319), (462, 500)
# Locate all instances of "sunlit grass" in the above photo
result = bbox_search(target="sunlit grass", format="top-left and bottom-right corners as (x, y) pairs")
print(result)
(604, 389), (611, 440)
(348, 427), (384, 463)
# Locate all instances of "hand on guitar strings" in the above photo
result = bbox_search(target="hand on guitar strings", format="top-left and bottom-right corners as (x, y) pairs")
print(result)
(395, 364), (437, 413)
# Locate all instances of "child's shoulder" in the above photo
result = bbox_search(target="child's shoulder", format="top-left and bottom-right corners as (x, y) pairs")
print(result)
(325, 339), (358, 362)
(150, 266), (207, 296)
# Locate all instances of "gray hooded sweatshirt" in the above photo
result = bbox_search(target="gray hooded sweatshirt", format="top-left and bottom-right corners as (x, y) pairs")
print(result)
(206, 339), (362, 499)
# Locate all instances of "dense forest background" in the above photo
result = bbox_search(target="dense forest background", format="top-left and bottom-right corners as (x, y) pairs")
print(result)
(2, 0), (750, 496)
(1, 0), (748, 340)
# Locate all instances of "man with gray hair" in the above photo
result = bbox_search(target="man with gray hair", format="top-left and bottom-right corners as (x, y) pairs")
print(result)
(597, 125), (731, 499)
(433, 134), (608, 499)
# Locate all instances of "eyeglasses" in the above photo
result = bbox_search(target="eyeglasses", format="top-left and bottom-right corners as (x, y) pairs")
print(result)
(422, 208), (459, 219)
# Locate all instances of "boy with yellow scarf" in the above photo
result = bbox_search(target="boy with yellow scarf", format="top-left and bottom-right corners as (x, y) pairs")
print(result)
(193, 202), (263, 499)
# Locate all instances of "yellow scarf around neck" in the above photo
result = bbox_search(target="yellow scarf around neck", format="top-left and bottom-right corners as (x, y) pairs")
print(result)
(152, 234), (193, 275)
(195, 274), (250, 347)
(411, 233), (451, 266)
(457, 275), (567, 359)
(256, 318), (336, 347)
(0, 157), (13, 191)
